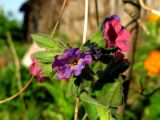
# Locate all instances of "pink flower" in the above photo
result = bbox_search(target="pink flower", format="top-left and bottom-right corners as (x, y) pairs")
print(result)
(29, 55), (44, 82)
(102, 15), (131, 52)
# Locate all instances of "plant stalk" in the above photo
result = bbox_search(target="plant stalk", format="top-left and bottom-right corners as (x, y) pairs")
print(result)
(74, 97), (79, 120)
(51, 0), (68, 37)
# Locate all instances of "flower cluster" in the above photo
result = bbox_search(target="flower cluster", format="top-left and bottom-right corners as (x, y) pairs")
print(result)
(102, 15), (131, 52)
(29, 15), (131, 81)
(52, 48), (92, 79)
(144, 51), (160, 77)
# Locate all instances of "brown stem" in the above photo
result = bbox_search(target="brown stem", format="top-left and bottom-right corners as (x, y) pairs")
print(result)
(51, 0), (68, 37)
(139, 0), (151, 12)
(94, 0), (99, 26)
(0, 76), (34, 104)
(74, 97), (79, 120)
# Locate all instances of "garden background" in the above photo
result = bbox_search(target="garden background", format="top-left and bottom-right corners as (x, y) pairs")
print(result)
(0, 0), (160, 120)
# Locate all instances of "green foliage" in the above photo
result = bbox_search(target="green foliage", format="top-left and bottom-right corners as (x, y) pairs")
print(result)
(77, 79), (123, 107)
(0, 38), (74, 120)
(124, 20), (160, 120)
(34, 51), (56, 63)
(84, 102), (99, 120)
(0, 10), (22, 39)
(90, 30), (106, 48)
(39, 81), (75, 120)
(31, 34), (66, 50)
(31, 34), (68, 77)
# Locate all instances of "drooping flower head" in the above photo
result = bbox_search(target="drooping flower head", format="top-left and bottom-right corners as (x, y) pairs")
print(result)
(102, 15), (131, 52)
(29, 55), (44, 82)
(52, 48), (92, 79)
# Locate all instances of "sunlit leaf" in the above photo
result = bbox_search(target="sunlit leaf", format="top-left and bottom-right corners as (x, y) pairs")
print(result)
(31, 33), (66, 50)
(80, 79), (123, 107)
(84, 102), (99, 120)
(33, 50), (61, 63)
(90, 31), (106, 48)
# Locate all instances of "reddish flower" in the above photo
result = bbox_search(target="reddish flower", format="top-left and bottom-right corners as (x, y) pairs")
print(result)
(29, 55), (44, 82)
(102, 15), (131, 52)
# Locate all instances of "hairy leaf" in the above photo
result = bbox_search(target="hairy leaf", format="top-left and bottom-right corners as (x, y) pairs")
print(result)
(80, 79), (123, 107)
(31, 33), (66, 50)
(38, 63), (53, 77)
(84, 102), (99, 120)
(33, 50), (61, 63)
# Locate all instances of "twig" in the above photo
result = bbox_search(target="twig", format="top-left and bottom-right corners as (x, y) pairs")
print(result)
(94, 0), (99, 26)
(74, 97), (79, 120)
(0, 76), (34, 104)
(139, 0), (160, 16)
(51, 0), (68, 37)
(6, 32), (23, 92)
(82, 0), (89, 44)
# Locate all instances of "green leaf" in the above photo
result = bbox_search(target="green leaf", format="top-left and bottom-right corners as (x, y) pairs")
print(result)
(90, 31), (106, 48)
(33, 50), (61, 63)
(84, 102), (99, 120)
(94, 79), (123, 107)
(31, 33), (66, 50)
(97, 106), (110, 120)
(80, 79), (123, 107)
(97, 39), (106, 48)
(91, 31), (104, 42)
(39, 64), (53, 77)
(68, 77), (79, 97)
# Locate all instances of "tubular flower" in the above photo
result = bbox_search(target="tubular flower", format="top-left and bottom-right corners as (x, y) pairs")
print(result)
(102, 15), (131, 52)
(144, 51), (160, 77)
(52, 48), (92, 79)
(29, 55), (44, 82)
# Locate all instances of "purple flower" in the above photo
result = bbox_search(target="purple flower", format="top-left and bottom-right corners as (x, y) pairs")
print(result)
(29, 55), (44, 82)
(102, 15), (131, 52)
(52, 48), (92, 79)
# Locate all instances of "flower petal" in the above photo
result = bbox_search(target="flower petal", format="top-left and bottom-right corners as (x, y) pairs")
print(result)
(116, 29), (131, 52)
(57, 65), (72, 79)
(29, 63), (41, 76)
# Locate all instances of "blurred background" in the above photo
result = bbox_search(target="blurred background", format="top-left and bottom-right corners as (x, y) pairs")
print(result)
(0, 0), (160, 120)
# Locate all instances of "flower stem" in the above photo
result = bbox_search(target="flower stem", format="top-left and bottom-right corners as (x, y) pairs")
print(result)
(139, 0), (160, 16)
(94, 0), (99, 26)
(74, 97), (79, 120)
(6, 32), (22, 94)
(0, 76), (34, 104)
(51, 0), (68, 37)
(82, 0), (89, 44)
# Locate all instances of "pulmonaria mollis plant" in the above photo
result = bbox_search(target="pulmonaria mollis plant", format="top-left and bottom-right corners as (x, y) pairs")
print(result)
(29, 15), (131, 119)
